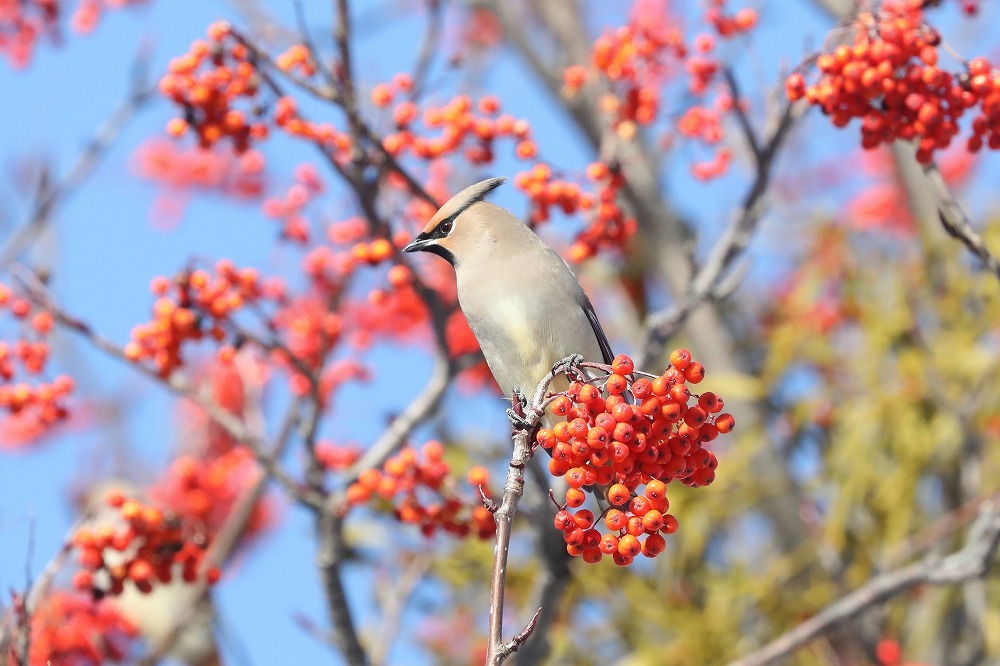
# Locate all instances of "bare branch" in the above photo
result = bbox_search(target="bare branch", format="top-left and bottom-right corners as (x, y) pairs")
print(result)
(315, 512), (367, 665)
(929, 168), (1000, 281)
(0, 70), (153, 270)
(639, 98), (805, 368)
(486, 359), (572, 665)
(723, 67), (762, 164)
(728, 500), (1000, 666)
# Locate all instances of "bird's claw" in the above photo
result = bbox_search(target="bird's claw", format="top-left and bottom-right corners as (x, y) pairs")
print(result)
(552, 353), (587, 381)
(507, 389), (541, 432)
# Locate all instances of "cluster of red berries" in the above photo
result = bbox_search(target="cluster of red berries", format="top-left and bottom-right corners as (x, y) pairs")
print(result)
(315, 440), (362, 471)
(151, 448), (271, 545)
(513, 162), (637, 262)
(381, 87), (538, 163)
(564, 3), (757, 181)
(125, 262), (262, 376)
(262, 163), (325, 243)
(1, 0), (143, 68)
(72, 489), (221, 598)
(705, 1), (759, 38)
(132, 138), (265, 228)
(274, 43), (316, 77)
(539, 351), (733, 565)
(0, 285), (75, 441)
(0, 0), (57, 68)
(160, 21), (268, 152)
(11, 590), (138, 665)
(272, 94), (355, 159)
(345, 441), (497, 540)
(786, 0), (1000, 162)
(72, 0), (145, 34)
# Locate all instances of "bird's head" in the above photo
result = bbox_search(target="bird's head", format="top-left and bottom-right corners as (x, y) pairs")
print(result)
(403, 177), (508, 267)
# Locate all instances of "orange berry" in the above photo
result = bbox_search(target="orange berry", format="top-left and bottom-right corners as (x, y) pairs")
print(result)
(606, 374), (628, 395)
(371, 83), (393, 107)
(467, 465), (490, 486)
(607, 483), (630, 506)
(669, 348), (692, 370)
(611, 354), (634, 375)
(618, 534), (641, 558)
(661, 514), (679, 534)
(641, 509), (664, 532)
(565, 487), (586, 508)
(684, 362), (706, 383)
(715, 413), (735, 433)
(515, 141), (537, 159)
(644, 479), (667, 501)
(642, 533), (666, 557)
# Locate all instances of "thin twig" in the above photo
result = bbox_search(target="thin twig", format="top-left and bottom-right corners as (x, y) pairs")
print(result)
(723, 67), (762, 163)
(13, 269), (322, 510)
(0, 79), (153, 270)
(486, 358), (571, 665)
(728, 499), (1000, 666)
(927, 165), (1000, 281)
(639, 97), (805, 368)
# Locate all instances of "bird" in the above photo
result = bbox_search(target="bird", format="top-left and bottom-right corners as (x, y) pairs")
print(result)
(403, 176), (614, 416)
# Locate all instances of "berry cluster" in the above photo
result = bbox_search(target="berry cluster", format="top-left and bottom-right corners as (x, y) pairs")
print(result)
(538, 351), (733, 565)
(513, 162), (637, 261)
(564, 2), (758, 181)
(0, 285), (75, 446)
(346, 441), (497, 540)
(705, 1), (759, 38)
(150, 448), (271, 545)
(316, 440), (362, 471)
(160, 21), (268, 152)
(273, 94), (354, 158)
(0, 0), (143, 68)
(11, 590), (137, 665)
(274, 43), (316, 77)
(262, 163), (325, 243)
(786, 0), (1000, 162)
(72, 0), (145, 34)
(72, 489), (221, 598)
(125, 262), (262, 376)
(381, 88), (538, 163)
(0, 0), (57, 68)
(132, 138), (265, 228)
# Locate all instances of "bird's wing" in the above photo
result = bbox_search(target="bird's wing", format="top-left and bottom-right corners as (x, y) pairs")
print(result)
(581, 297), (615, 365)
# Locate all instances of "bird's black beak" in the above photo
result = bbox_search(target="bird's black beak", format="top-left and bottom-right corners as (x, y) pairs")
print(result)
(402, 233), (432, 253)
(402, 231), (455, 265)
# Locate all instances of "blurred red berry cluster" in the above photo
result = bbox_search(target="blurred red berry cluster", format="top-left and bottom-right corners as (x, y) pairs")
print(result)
(346, 441), (497, 540)
(0, 284), (74, 449)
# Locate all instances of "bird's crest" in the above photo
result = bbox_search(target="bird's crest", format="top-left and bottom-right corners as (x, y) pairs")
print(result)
(421, 177), (507, 234)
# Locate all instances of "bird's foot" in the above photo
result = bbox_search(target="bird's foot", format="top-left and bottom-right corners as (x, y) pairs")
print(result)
(507, 389), (542, 433)
(552, 353), (587, 382)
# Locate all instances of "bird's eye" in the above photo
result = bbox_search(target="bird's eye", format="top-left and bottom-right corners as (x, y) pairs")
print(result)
(440, 220), (454, 234)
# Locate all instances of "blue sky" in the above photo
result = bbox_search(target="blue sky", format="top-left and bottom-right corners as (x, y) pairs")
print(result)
(1, 1), (997, 663)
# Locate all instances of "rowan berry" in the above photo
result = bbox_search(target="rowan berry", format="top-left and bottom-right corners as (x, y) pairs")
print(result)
(715, 413), (735, 433)
(618, 534), (641, 558)
(565, 487), (586, 508)
(607, 483), (631, 506)
(611, 354), (634, 375)
(669, 348), (692, 370)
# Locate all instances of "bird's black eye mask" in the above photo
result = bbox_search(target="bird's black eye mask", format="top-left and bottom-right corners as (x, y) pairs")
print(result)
(403, 218), (457, 265)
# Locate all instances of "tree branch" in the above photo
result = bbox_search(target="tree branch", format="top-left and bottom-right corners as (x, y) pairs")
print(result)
(728, 499), (1000, 666)
(486, 359), (572, 665)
